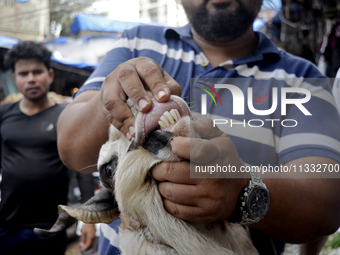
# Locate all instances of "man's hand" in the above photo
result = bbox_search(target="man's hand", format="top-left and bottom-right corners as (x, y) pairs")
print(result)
(80, 223), (96, 252)
(151, 117), (248, 223)
(100, 57), (182, 140)
(57, 57), (181, 172)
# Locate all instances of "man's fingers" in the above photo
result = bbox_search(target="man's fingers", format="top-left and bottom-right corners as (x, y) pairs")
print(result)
(102, 57), (182, 138)
(115, 62), (153, 112)
(151, 161), (198, 184)
(134, 58), (176, 101)
(169, 117), (229, 163)
(129, 58), (181, 104)
(101, 94), (135, 137)
(80, 224), (96, 251)
(192, 117), (225, 139)
(171, 137), (222, 164)
(162, 199), (208, 223)
(100, 74), (136, 138)
(80, 241), (92, 252)
(158, 182), (199, 206)
(163, 70), (182, 97)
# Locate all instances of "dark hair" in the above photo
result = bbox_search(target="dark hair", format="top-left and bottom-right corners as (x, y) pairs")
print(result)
(4, 41), (52, 71)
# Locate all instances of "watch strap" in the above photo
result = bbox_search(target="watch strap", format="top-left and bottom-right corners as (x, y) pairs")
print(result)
(229, 166), (269, 225)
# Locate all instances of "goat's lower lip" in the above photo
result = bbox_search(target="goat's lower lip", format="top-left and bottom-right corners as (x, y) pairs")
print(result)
(134, 96), (190, 146)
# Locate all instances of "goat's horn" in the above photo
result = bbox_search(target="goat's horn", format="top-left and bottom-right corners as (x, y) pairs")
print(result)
(34, 188), (119, 238)
(33, 206), (77, 238)
(60, 187), (119, 224)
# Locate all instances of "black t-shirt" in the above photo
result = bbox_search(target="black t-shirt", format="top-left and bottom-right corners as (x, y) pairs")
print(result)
(0, 101), (69, 229)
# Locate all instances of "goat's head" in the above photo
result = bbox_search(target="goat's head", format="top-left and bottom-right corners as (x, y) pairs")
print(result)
(34, 94), (194, 238)
(98, 94), (193, 192)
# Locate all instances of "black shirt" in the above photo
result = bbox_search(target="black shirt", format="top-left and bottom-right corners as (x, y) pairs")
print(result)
(0, 101), (69, 229)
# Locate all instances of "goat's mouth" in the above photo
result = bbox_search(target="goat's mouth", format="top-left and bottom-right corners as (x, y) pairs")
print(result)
(134, 95), (191, 146)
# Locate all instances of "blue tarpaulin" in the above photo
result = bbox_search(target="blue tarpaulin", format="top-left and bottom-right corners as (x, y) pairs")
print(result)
(50, 36), (70, 44)
(0, 35), (19, 49)
(45, 34), (120, 70)
(1, 13), (271, 70)
(253, 19), (266, 31)
(51, 55), (97, 70)
(0, 35), (97, 70)
(262, 0), (281, 10)
(70, 14), (143, 34)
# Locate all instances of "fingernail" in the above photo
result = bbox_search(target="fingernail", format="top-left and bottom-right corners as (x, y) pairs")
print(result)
(126, 126), (135, 140)
(158, 90), (166, 99)
(126, 132), (131, 140)
(138, 99), (148, 111)
(129, 126), (135, 137)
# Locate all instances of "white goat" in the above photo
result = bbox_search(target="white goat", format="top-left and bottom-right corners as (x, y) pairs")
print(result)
(35, 95), (259, 255)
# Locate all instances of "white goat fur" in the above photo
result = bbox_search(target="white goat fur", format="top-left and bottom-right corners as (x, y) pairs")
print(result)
(98, 123), (259, 255)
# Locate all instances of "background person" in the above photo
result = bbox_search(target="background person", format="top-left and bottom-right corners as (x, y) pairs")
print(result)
(0, 41), (96, 255)
(57, 0), (340, 254)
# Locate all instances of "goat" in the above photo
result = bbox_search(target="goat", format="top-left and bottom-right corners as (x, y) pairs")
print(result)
(34, 95), (258, 255)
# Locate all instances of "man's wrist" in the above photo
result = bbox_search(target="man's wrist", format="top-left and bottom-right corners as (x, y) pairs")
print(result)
(228, 164), (270, 225)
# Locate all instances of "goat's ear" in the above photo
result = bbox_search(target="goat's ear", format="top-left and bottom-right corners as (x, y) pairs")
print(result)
(34, 188), (119, 238)
(108, 124), (124, 141)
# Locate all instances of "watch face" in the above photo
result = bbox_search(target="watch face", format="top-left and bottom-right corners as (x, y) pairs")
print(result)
(246, 187), (270, 219)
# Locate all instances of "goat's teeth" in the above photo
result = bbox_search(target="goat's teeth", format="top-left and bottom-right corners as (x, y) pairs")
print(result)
(160, 115), (170, 127)
(158, 120), (167, 129)
(158, 109), (182, 130)
(164, 111), (175, 124)
(170, 109), (180, 122)
(177, 111), (181, 120)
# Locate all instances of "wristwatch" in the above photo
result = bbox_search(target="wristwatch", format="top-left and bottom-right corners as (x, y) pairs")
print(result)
(231, 169), (270, 225)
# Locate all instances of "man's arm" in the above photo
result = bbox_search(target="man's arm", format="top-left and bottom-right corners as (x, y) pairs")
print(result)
(260, 157), (340, 243)
(57, 91), (109, 172)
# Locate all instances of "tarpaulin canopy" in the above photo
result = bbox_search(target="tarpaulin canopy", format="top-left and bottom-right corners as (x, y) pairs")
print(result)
(261, 0), (282, 10)
(51, 55), (97, 70)
(0, 34), (100, 70)
(1, 13), (270, 70)
(70, 14), (143, 34)
(254, 19), (266, 31)
(45, 34), (119, 70)
(0, 35), (19, 49)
